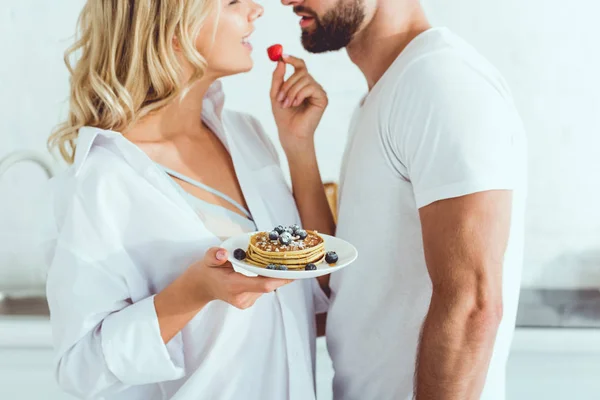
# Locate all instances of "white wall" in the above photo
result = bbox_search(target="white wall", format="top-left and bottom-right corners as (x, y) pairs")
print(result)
(1, 0), (599, 288)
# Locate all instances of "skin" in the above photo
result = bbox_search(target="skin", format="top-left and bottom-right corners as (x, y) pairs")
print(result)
(122, 0), (332, 343)
(280, 0), (511, 398)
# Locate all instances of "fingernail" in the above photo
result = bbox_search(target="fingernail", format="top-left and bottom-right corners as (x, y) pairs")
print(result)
(283, 98), (290, 108)
(282, 54), (289, 59)
(216, 250), (227, 260)
(293, 99), (300, 107)
(277, 91), (285, 102)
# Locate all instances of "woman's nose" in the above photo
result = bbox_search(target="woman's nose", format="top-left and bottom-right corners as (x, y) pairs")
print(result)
(249, 2), (264, 21)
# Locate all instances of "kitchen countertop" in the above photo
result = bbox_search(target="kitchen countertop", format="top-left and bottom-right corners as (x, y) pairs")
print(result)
(0, 296), (49, 316)
(516, 288), (600, 328)
(0, 296), (52, 348)
(1, 289), (600, 349)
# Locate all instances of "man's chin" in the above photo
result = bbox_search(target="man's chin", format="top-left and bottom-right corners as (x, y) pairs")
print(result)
(301, 34), (346, 54)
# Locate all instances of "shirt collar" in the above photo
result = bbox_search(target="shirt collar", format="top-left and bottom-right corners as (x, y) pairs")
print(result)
(73, 80), (226, 175)
(204, 80), (225, 120)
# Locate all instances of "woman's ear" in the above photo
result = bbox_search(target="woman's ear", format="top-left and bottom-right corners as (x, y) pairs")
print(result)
(172, 35), (182, 52)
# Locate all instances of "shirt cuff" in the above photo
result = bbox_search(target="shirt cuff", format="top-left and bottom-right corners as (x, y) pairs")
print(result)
(312, 278), (331, 314)
(101, 295), (185, 385)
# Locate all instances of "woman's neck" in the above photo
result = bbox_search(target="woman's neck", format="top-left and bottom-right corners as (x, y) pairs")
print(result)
(125, 77), (216, 143)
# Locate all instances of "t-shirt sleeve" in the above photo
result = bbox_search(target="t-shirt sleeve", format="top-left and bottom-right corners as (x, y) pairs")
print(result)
(386, 56), (524, 209)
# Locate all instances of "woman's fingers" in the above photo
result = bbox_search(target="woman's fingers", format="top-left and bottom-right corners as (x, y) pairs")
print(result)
(203, 247), (230, 267)
(230, 273), (294, 294)
(222, 275), (293, 310)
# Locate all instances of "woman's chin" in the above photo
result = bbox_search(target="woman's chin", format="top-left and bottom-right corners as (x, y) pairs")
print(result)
(218, 61), (254, 77)
(240, 63), (254, 73)
(239, 59), (254, 73)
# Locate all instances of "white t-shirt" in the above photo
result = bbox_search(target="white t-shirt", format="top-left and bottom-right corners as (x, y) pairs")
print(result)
(327, 27), (528, 400)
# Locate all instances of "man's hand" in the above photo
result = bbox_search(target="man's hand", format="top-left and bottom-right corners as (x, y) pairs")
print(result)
(414, 190), (511, 399)
(270, 55), (328, 154)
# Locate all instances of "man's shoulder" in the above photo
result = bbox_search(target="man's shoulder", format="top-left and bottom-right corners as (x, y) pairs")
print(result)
(387, 28), (510, 102)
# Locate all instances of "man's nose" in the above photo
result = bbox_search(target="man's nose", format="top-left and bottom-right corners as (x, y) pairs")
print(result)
(281, 0), (302, 7)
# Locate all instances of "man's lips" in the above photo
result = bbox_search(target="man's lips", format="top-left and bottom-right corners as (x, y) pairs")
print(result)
(294, 8), (317, 29)
(299, 16), (315, 28)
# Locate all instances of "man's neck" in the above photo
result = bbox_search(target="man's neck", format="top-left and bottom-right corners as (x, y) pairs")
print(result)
(347, 0), (431, 90)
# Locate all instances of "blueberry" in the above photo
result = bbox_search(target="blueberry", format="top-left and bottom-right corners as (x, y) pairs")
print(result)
(269, 231), (279, 240)
(296, 229), (308, 240)
(305, 263), (317, 271)
(284, 227), (294, 235)
(279, 232), (292, 245)
(277, 265), (288, 271)
(266, 264), (276, 270)
(274, 225), (285, 234)
(290, 224), (301, 234)
(233, 249), (247, 260)
(325, 251), (338, 264)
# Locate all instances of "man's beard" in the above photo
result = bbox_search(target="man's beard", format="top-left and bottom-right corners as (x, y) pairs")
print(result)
(297, 0), (366, 53)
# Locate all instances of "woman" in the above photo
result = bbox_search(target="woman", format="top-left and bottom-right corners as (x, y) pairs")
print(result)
(45, 0), (336, 399)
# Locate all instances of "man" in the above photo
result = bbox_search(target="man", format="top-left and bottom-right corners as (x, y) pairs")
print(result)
(280, 0), (528, 399)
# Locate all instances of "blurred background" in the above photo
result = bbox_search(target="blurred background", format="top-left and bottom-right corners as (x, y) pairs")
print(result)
(1, 0), (599, 399)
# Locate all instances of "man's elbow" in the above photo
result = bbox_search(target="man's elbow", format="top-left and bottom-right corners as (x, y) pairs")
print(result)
(467, 290), (504, 339)
(435, 278), (504, 341)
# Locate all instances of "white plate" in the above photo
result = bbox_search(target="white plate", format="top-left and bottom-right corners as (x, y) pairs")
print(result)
(221, 232), (358, 279)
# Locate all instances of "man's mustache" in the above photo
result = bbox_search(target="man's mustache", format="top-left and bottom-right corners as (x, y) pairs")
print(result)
(293, 6), (318, 19)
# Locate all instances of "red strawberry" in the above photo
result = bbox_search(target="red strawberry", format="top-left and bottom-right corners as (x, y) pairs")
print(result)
(267, 44), (283, 62)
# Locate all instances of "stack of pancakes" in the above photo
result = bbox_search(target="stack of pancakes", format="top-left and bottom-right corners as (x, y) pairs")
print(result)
(246, 230), (325, 269)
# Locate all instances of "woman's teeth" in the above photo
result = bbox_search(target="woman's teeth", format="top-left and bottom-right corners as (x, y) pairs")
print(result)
(242, 36), (252, 51)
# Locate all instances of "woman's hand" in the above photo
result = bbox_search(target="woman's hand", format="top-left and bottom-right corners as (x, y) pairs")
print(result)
(270, 55), (328, 154)
(155, 248), (293, 343)
(185, 247), (293, 310)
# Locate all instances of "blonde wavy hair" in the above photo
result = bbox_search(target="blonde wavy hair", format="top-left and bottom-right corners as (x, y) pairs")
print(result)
(49, 0), (218, 164)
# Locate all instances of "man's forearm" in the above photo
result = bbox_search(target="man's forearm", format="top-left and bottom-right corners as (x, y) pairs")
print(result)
(286, 147), (335, 294)
(414, 292), (502, 400)
(286, 147), (336, 236)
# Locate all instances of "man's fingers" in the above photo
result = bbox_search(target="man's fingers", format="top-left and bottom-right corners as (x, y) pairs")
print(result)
(284, 77), (313, 108)
(270, 61), (286, 100)
(293, 84), (327, 108)
(281, 54), (307, 70)
(277, 70), (308, 103)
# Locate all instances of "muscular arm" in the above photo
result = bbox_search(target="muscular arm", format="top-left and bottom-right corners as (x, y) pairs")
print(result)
(414, 190), (511, 399)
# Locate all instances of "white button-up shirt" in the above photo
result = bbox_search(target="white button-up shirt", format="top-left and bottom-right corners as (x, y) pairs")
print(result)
(44, 81), (328, 400)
